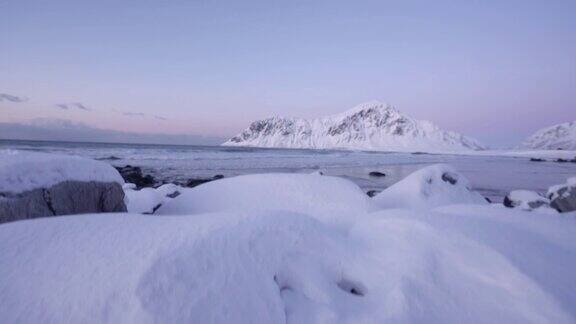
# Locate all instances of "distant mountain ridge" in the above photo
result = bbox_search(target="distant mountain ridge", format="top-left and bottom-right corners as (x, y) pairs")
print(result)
(519, 121), (576, 150)
(223, 101), (486, 152)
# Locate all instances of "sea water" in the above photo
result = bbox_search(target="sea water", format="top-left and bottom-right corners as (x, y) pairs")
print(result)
(2, 139), (575, 202)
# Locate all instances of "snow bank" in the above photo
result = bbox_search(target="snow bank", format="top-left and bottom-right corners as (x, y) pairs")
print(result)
(374, 164), (487, 209)
(0, 211), (357, 323)
(157, 173), (375, 224)
(0, 149), (123, 194)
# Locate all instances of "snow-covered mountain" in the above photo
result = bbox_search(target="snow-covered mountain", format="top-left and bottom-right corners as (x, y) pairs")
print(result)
(223, 101), (486, 152)
(519, 121), (576, 150)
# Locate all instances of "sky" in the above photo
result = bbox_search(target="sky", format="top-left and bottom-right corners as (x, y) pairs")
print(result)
(1, 0), (575, 147)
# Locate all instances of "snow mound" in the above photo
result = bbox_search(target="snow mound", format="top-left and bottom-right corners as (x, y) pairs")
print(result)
(374, 164), (488, 209)
(0, 149), (123, 194)
(156, 173), (375, 222)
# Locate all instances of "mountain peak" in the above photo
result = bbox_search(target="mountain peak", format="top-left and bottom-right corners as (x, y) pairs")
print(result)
(519, 121), (576, 150)
(337, 100), (397, 118)
(224, 102), (486, 152)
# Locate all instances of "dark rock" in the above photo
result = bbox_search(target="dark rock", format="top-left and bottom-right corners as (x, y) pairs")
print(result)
(166, 191), (181, 198)
(95, 156), (122, 161)
(114, 165), (156, 188)
(368, 171), (386, 177)
(530, 158), (545, 162)
(503, 196), (512, 207)
(556, 158), (568, 163)
(485, 197), (492, 203)
(441, 172), (458, 185)
(0, 181), (126, 224)
(549, 186), (576, 213)
(366, 190), (380, 197)
(144, 203), (162, 215)
(186, 175), (225, 188)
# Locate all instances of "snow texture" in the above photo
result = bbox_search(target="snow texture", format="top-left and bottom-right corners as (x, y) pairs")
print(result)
(223, 101), (487, 152)
(519, 121), (576, 150)
(0, 149), (124, 194)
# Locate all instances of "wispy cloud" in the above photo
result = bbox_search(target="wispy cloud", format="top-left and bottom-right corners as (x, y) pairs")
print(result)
(123, 112), (146, 117)
(121, 111), (168, 121)
(0, 93), (27, 103)
(55, 102), (91, 111)
(0, 118), (224, 145)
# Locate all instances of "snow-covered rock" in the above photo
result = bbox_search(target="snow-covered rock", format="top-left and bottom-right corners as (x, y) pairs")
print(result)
(0, 150), (126, 223)
(519, 121), (576, 150)
(124, 183), (182, 214)
(0, 150), (124, 193)
(503, 190), (552, 211)
(373, 164), (488, 209)
(547, 177), (576, 213)
(223, 101), (487, 152)
(156, 173), (375, 227)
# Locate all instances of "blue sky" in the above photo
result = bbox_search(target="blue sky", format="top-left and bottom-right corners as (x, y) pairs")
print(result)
(1, 0), (575, 147)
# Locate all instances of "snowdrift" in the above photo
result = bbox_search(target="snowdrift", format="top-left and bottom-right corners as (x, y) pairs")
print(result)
(1, 163), (575, 323)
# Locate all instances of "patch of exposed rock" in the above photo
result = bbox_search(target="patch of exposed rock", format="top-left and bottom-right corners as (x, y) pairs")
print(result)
(1, 181), (126, 224)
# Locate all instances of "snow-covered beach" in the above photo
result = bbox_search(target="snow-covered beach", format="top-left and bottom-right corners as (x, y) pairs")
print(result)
(1, 147), (576, 323)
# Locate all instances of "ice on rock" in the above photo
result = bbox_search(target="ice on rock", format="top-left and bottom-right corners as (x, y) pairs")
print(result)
(374, 164), (488, 209)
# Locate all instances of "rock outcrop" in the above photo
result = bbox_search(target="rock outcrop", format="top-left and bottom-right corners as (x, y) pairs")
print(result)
(0, 150), (126, 223)
(548, 177), (576, 213)
(1, 181), (126, 224)
(503, 190), (551, 211)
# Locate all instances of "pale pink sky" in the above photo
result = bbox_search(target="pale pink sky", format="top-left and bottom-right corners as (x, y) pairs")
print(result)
(1, 0), (575, 147)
